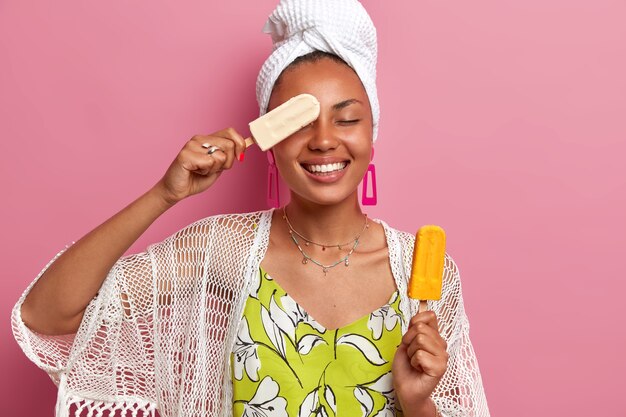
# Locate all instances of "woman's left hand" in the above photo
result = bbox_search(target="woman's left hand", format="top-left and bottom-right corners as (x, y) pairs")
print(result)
(392, 310), (448, 413)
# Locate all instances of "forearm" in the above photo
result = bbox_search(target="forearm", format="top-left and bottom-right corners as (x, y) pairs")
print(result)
(21, 185), (175, 335)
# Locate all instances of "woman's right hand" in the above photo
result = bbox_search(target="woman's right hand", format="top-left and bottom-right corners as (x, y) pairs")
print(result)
(154, 128), (247, 205)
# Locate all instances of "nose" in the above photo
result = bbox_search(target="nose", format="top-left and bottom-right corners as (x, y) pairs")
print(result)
(307, 118), (340, 152)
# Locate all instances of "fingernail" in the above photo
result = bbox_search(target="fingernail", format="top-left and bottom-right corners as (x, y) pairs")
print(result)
(238, 153), (245, 162)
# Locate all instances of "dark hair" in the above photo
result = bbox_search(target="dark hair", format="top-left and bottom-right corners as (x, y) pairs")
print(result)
(272, 51), (353, 90)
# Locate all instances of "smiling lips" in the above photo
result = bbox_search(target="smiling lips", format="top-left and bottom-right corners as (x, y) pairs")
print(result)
(300, 160), (350, 182)
(302, 161), (348, 174)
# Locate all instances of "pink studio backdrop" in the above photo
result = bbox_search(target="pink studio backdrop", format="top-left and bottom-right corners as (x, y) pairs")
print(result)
(1, 1), (624, 416)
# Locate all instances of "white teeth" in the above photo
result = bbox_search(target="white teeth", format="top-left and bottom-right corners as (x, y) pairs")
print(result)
(304, 162), (347, 174)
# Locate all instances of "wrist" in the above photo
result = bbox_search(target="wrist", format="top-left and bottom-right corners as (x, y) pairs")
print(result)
(398, 396), (438, 417)
(149, 183), (180, 209)
(147, 184), (179, 211)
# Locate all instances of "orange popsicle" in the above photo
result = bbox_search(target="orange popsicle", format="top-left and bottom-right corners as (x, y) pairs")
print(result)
(408, 225), (446, 312)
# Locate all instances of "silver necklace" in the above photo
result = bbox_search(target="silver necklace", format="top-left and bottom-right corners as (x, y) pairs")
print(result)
(282, 207), (369, 276)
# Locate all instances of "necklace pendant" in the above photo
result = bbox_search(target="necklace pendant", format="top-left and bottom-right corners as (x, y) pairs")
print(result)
(323, 267), (328, 276)
(305, 241), (310, 246)
(344, 258), (349, 267)
(337, 245), (342, 250)
(322, 246), (326, 251)
(302, 257), (308, 264)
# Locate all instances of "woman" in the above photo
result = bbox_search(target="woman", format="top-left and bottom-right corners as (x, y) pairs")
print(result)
(12, 1), (489, 416)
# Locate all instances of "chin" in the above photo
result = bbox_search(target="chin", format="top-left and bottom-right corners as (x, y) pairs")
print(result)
(290, 187), (360, 207)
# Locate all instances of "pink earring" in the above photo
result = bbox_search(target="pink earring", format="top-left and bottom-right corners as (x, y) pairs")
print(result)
(362, 147), (377, 206)
(267, 151), (280, 208)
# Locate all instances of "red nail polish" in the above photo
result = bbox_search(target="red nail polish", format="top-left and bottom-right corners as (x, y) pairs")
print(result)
(238, 153), (245, 162)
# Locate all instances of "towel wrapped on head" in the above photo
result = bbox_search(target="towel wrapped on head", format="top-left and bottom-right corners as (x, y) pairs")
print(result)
(256, 0), (380, 141)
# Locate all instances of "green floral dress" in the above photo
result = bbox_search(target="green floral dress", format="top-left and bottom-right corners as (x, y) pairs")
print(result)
(231, 267), (406, 417)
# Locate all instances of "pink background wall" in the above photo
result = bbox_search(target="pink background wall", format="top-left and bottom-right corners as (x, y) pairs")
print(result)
(2, 1), (624, 416)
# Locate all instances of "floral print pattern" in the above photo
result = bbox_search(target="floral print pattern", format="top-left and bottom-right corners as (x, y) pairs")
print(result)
(231, 268), (405, 417)
(238, 376), (288, 417)
(233, 317), (261, 381)
(367, 292), (402, 340)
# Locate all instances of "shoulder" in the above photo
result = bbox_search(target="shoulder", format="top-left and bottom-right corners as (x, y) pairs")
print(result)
(375, 218), (461, 283)
(178, 209), (270, 236)
(148, 209), (272, 253)
(374, 218), (415, 255)
(183, 209), (269, 230)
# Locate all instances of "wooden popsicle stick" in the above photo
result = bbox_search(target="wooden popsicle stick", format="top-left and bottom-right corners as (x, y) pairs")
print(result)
(418, 300), (428, 313)
(244, 137), (255, 148)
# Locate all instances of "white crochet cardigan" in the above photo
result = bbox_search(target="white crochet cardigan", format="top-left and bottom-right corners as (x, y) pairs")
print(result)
(12, 209), (490, 417)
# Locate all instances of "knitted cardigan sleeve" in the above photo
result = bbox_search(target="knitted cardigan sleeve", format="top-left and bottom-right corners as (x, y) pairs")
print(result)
(12, 243), (79, 381)
(11, 211), (263, 417)
(11, 241), (159, 416)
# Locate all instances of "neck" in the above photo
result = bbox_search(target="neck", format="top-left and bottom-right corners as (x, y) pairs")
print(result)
(283, 192), (367, 244)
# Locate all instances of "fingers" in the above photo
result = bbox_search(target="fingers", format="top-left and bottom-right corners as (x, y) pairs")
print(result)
(402, 311), (449, 377)
(408, 348), (448, 378)
(405, 322), (447, 358)
(402, 311), (441, 344)
(208, 127), (247, 164)
(209, 139), (235, 170)
(224, 127), (247, 161)
(188, 128), (245, 173)
(180, 137), (226, 176)
(159, 128), (245, 204)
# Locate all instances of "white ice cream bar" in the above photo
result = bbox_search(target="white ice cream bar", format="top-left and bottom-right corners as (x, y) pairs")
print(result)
(245, 93), (320, 151)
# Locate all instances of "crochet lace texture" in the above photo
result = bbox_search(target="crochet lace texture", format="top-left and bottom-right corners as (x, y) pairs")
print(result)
(12, 209), (489, 417)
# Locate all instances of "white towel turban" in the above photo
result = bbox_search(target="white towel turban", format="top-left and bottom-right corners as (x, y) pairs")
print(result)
(256, 0), (380, 141)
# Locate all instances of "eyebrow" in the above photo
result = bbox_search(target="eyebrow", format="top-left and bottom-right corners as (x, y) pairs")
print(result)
(332, 99), (362, 111)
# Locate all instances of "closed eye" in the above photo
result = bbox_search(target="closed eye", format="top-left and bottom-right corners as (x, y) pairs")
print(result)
(338, 119), (360, 124)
